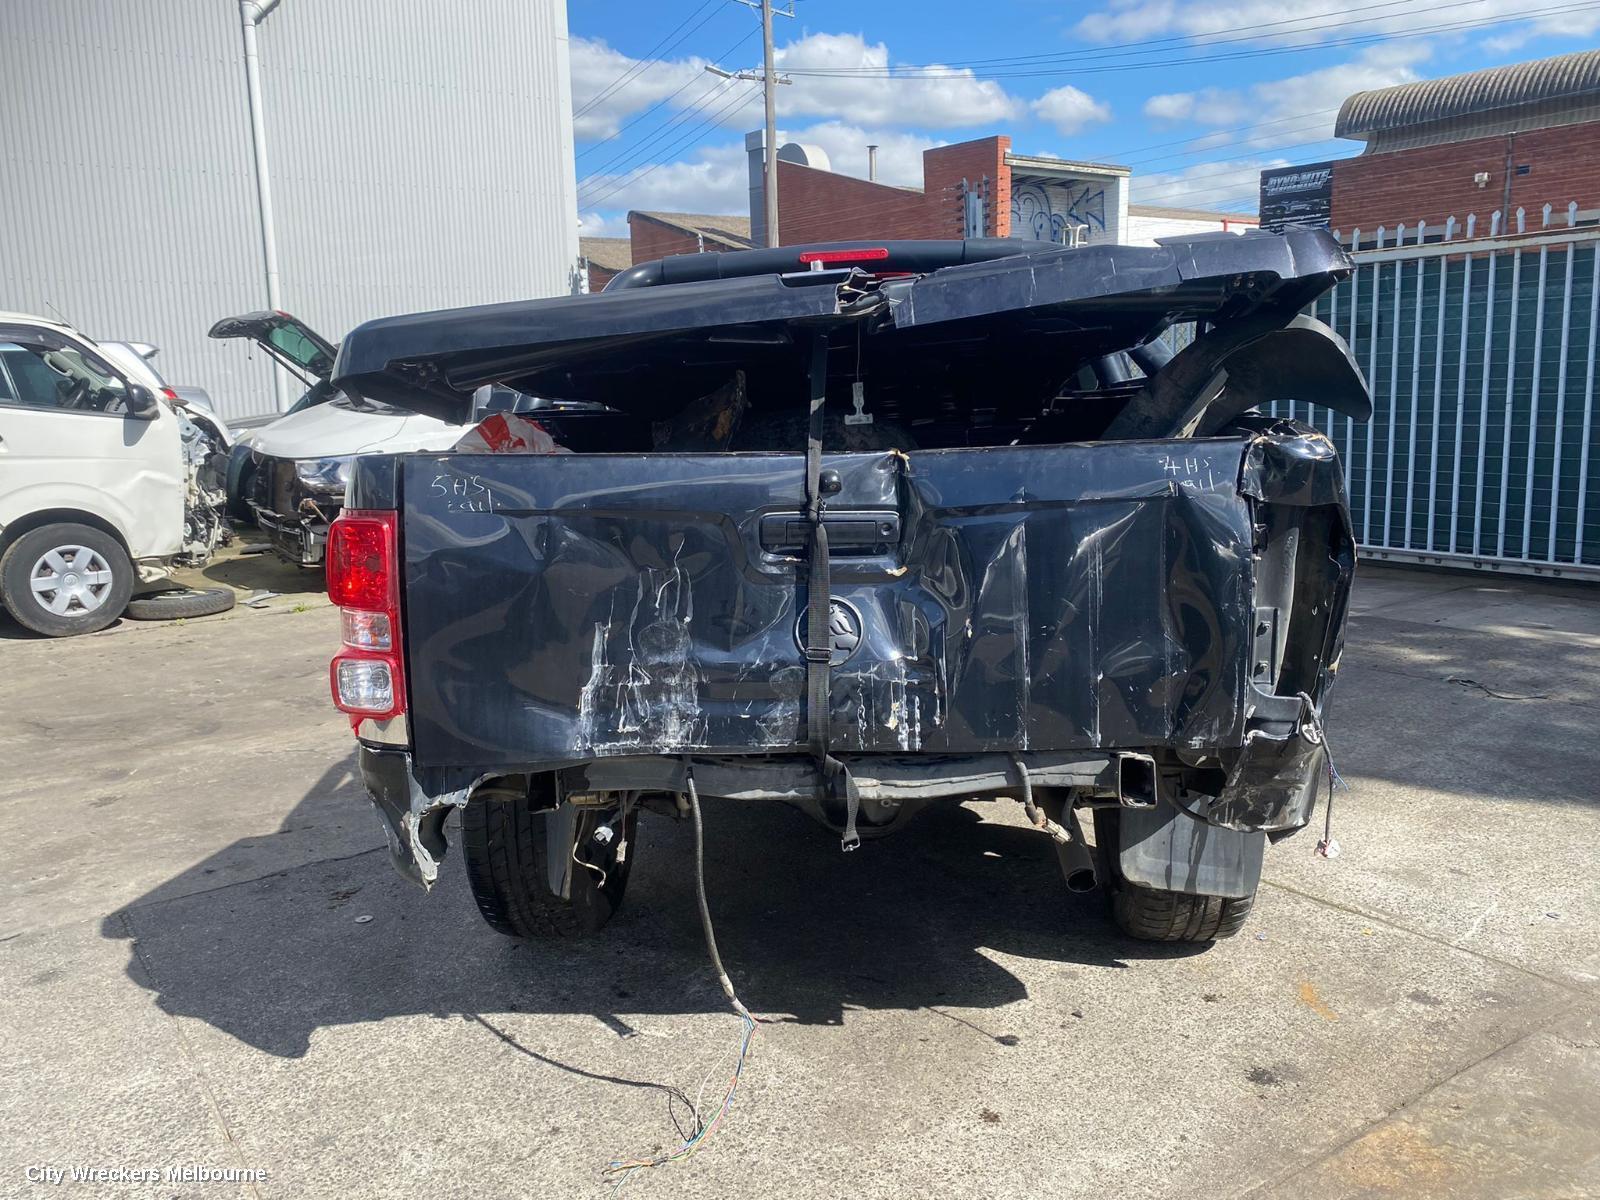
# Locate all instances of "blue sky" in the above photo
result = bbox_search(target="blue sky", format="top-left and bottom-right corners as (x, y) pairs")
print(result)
(567, 0), (1599, 237)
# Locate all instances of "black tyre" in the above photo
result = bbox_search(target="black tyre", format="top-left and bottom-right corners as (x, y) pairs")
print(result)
(460, 777), (637, 938)
(0, 523), (133, 637)
(125, 586), (236, 621)
(1093, 808), (1256, 943)
(1111, 885), (1255, 942)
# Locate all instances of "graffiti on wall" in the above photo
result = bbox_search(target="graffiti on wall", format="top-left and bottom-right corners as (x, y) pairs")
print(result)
(1011, 180), (1106, 243)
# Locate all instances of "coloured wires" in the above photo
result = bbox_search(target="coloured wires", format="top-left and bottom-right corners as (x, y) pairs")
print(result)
(604, 767), (759, 1191)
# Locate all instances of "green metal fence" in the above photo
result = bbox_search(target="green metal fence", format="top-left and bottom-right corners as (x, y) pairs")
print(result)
(1272, 206), (1600, 578)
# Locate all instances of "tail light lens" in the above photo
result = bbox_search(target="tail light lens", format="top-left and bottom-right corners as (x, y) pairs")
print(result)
(328, 509), (405, 723)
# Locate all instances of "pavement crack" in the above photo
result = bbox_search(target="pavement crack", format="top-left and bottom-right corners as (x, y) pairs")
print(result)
(121, 909), (266, 1200)
(120, 846), (389, 913)
(1337, 655), (1600, 713)
(1233, 1000), (1589, 1199)
(1261, 876), (1593, 998)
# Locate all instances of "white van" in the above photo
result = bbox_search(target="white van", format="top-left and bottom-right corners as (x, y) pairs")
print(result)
(0, 313), (227, 636)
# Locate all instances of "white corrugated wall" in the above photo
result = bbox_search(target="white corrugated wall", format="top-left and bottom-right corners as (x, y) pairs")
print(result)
(0, 0), (577, 421)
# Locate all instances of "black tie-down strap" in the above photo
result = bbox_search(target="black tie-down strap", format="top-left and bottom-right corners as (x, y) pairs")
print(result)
(802, 332), (860, 850)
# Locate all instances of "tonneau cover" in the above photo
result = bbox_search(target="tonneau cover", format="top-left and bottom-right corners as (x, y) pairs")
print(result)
(332, 228), (1352, 419)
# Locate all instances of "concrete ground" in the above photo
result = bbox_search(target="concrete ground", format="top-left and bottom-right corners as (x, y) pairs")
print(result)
(2, 557), (1597, 1198)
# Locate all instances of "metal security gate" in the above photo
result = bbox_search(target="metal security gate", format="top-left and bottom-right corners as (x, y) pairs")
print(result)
(1269, 205), (1600, 579)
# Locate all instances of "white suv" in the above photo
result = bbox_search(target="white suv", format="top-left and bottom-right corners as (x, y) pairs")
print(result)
(0, 313), (226, 636)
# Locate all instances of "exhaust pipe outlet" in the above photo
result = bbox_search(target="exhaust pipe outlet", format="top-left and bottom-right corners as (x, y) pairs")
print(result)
(1116, 751), (1159, 809)
(1053, 803), (1099, 892)
(1057, 836), (1099, 893)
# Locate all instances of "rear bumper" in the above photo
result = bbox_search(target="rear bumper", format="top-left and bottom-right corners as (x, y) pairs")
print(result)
(357, 737), (1321, 893)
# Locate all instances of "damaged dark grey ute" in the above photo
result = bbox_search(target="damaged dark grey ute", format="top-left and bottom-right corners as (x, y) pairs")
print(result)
(326, 230), (1368, 944)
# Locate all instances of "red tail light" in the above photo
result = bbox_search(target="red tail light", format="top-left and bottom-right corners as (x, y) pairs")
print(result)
(798, 247), (890, 266)
(328, 510), (405, 723)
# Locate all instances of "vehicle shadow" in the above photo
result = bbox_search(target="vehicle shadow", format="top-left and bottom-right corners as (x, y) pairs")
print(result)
(101, 757), (1202, 1058)
(0, 608), (131, 641)
(189, 544), (326, 600)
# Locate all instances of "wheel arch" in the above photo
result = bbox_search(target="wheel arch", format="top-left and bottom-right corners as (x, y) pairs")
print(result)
(0, 507), (133, 564)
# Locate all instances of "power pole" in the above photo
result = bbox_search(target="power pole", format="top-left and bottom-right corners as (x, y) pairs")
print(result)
(758, 0), (779, 247)
(710, 1), (792, 247)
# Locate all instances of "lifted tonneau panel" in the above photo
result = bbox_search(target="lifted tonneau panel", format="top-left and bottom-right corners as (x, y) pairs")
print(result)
(332, 228), (1361, 422)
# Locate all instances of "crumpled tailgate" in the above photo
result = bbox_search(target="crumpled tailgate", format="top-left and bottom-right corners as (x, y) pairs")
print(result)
(399, 439), (1261, 770)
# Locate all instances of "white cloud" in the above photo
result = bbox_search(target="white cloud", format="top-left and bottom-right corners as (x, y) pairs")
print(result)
(1481, 9), (1600, 51)
(1142, 92), (1198, 123)
(577, 211), (630, 239)
(577, 122), (945, 223)
(571, 30), (1022, 146)
(1125, 44), (1436, 215)
(1133, 157), (1291, 212)
(578, 141), (749, 217)
(775, 32), (1021, 128)
(779, 123), (945, 187)
(1139, 43), (1432, 152)
(1031, 85), (1113, 135)
(570, 37), (718, 141)
(1074, 0), (1557, 46)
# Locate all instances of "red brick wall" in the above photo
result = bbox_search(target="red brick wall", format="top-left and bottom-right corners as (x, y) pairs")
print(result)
(1331, 123), (1600, 237)
(586, 263), (618, 292)
(777, 160), (955, 243)
(628, 214), (708, 263)
(776, 135), (1014, 244)
(924, 136), (1011, 236)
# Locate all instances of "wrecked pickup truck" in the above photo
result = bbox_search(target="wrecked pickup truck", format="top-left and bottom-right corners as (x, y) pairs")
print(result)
(326, 230), (1368, 944)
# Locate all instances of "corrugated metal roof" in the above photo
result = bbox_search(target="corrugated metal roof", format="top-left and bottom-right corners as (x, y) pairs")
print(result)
(579, 237), (632, 272)
(1336, 49), (1600, 139)
(631, 211), (754, 249)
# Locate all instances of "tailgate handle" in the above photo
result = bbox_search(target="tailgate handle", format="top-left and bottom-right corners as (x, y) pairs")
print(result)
(759, 510), (900, 555)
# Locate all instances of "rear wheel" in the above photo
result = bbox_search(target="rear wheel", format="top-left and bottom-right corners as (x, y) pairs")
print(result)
(1093, 809), (1256, 943)
(1111, 884), (1255, 942)
(0, 523), (133, 637)
(460, 776), (637, 938)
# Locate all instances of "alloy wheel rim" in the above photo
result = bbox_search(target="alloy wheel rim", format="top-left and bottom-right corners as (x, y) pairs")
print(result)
(29, 545), (114, 615)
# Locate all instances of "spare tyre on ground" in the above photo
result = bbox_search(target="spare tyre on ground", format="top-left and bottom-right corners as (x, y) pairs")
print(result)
(125, 586), (236, 621)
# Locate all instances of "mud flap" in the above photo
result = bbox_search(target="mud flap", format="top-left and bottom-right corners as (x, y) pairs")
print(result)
(1118, 802), (1264, 900)
(1207, 729), (1327, 834)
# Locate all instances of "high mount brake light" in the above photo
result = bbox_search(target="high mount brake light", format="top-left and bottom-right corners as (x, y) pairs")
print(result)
(798, 247), (890, 266)
(328, 510), (405, 723)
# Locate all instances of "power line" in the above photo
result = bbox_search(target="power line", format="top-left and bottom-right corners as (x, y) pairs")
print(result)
(1116, 109), (1340, 165)
(578, 28), (758, 160)
(781, 0), (1439, 73)
(1131, 142), (1349, 201)
(579, 84), (763, 209)
(574, 0), (727, 120)
(580, 76), (742, 183)
(780, 2), (1600, 79)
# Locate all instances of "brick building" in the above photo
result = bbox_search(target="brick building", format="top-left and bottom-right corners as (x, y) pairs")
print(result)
(1263, 49), (1600, 237)
(747, 132), (1254, 249)
(578, 236), (631, 293)
(607, 138), (1257, 281)
(627, 211), (753, 261)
